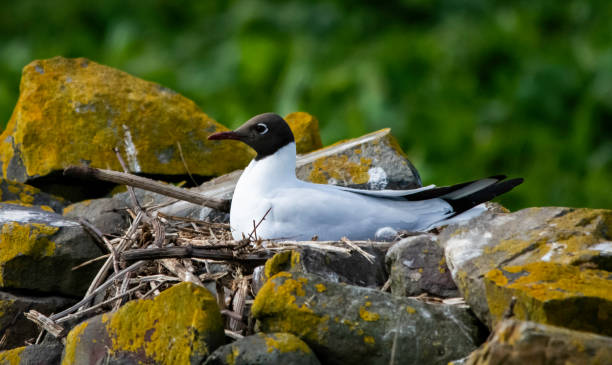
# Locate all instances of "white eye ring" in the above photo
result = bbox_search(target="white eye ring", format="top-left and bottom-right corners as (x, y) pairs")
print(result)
(256, 123), (269, 135)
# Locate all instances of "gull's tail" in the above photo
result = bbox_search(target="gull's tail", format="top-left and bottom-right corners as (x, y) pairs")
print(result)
(404, 175), (524, 216)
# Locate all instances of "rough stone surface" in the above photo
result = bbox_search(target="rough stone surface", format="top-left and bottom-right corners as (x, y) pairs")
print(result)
(439, 207), (612, 335)
(386, 234), (459, 298)
(0, 180), (65, 213)
(204, 332), (321, 365)
(464, 319), (612, 365)
(252, 272), (486, 365)
(0, 343), (63, 365)
(296, 128), (421, 189)
(0, 291), (74, 350)
(285, 112), (323, 154)
(0, 56), (253, 198)
(261, 244), (390, 290)
(61, 282), (224, 365)
(63, 198), (129, 237)
(0, 204), (103, 296)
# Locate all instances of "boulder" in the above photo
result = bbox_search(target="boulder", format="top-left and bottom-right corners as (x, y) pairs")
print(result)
(0, 180), (65, 213)
(0, 204), (103, 296)
(0, 291), (74, 350)
(285, 112), (323, 154)
(464, 319), (612, 365)
(63, 198), (129, 237)
(0, 343), (63, 365)
(0, 57), (253, 200)
(252, 272), (485, 365)
(385, 234), (459, 298)
(61, 282), (224, 365)
(440, 207), (612, 335)
(204, 332), (321, 365)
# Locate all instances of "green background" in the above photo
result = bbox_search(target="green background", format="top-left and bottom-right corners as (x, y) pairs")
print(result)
(1, 0), (611, 210)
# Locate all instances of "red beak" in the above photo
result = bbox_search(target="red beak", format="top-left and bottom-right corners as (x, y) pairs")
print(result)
(208, 131), (242, 141)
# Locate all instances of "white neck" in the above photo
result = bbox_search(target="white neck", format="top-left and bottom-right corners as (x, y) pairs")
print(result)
(241, 142), (298, 190)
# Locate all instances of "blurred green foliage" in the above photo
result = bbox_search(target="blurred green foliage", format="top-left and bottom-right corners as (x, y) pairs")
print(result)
(1, 0), (611, 209)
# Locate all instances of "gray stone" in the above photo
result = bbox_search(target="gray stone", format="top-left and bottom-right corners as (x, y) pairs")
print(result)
(0, 291), (74, 350)
(0, 343), (63, 365)
(464, 319), (612, 365)
(204, 332), (321, 365)
(0, 179), (66, 213)
(386, 234), (459, 298)
(439, 207), (612, 334)
(0, 204), (104, 296)
(63, 197), (129, 236)
(253, 272), (486, 365)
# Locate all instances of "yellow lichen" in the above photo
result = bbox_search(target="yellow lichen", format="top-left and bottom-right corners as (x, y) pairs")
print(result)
(252, 273), (329, 343)
(225, 346), (240, 365)
(103, 282), (223, 364)
(359, 302), (380, 322)
(315, 283), (326, 292)
(263, 333), (312, 354)
(406, 306), (416, 314)
(264, 251), (301, 279)
(0, 346), (25, 365)
(363, 335), (375, 345)
(62, 321), (89, 365)
(308, 155), (371, 185)
(284, 112), (323, 154)
(0, 57), (254, 180)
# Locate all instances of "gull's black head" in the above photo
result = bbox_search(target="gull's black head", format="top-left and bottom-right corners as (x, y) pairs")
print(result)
(208, 113), (295, 160)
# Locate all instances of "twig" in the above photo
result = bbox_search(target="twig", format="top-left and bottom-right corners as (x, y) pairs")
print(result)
(114, 147), (143, 212)
(177, 141), (198, 186)
(224, 329), (244, 340)
(77, 218), (110, 254)
(121, 246), (270, 264)
(63, 165), (230, 212)
(71, 254), (111, 271)
(341, 237), (376, 263)
(24, 310), (65, 338)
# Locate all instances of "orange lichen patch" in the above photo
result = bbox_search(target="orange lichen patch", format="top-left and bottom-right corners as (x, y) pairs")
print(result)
(263, 333), (312, 354)
(308, 155), (372, 185)
(315, 283), (326, 293)
(284, 112), (323, 154)
(62, 322), (89, 365)
(0, 346), (25, 365)
(0, 222), (57, 285)
(103, 282), (223, 364)
(485, 262), (612, 335)
(252, 273), (329, 343)
(359, 301), (380, 322)
(0, 57), (253, 181)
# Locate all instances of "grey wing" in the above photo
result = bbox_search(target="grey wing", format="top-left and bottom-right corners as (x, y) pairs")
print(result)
(327, 184), (437, 198)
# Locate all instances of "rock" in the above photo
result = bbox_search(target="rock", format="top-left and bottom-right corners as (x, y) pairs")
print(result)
(0, 204), (103, 296)
(296, 128), (421, 189)
(285, 112), (323, 154)
(0, 57), (253, 200)
(252, 272), (485, 365)
(385, 234), (459, 298)
(204, 332), (321, 365)
(440, 207), (612, 335)
(62, 282), (224, 365)
(63, 198), (129, 236)
(261, 244), (390, 290)
(0, 291), (74, 350)
(0, 343), (63, 365)
(464, 319), (612, 365)
(0, 180), (65, 213)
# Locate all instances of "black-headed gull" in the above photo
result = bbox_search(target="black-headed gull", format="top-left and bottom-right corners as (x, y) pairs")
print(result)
(209, 113), (523, 241)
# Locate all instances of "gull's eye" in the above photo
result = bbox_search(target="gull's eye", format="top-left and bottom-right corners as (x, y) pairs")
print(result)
(255, 123), (268, 135)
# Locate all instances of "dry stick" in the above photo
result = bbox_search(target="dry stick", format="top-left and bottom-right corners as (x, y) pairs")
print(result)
(63, 165), (230, 212)
(121, 246), (270, 264)
(51, 260), (147, 321)
(114, 147), (143, 212)
(155, 212), (229, 228)
(340, 237), (376, 263)
(224, 329), (244, 340)
(71, 254), (111, 271)
(229, 276), (249, 332)
(24, 311), (65, 338)
(177, 141), (198, 186)
(78, 218), (119, 273)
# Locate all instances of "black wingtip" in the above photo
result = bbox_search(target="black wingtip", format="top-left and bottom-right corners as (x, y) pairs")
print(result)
(444, 177), (524, 216)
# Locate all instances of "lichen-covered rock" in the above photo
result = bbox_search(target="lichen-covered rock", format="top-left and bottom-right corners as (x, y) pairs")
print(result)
(63, 198), (129, 236)
(439, 207), (612, 333)
(0, 343), (63, 365)
(296, 128), (421, 189)
(285, 112), (323, 154)
(0, 204), (103, 296)
(464, 319), (612, 365)
(0, 291), (74, 350)
(261, 244), (390, 290)
(0, 57), (253, 195)
(61, 282), (224, 365)
(386, 234), (459, 298)
(252, 272), (485, 365)
(204, 332), (321, 365)
(0, 180), (65, 213)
